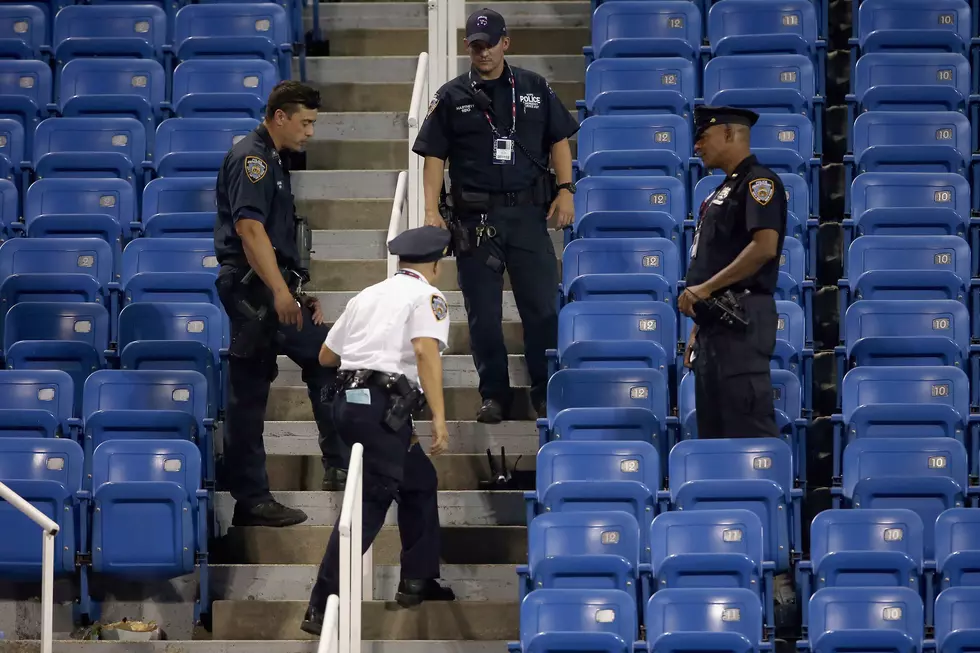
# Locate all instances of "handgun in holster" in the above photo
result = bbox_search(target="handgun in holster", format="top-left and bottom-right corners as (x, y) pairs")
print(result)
(692, 289), (750, 333)
(382, 373), (427, 432)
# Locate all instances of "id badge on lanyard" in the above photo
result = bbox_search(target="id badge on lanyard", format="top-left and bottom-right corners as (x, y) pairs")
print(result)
(476, 72), (517, 166)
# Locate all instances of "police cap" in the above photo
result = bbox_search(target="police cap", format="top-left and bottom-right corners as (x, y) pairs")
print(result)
(388, 226), (452, 263)
(466, 8), (507, 46)
(694, 105), (759, 141)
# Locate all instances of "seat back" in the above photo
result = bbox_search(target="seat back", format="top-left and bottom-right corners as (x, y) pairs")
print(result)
(91, 438), (200, 493)
(649, 509), (765, 583)
(574, 176), (687, 225)
(808, 587), (924, 642)
(141, 176), (217, 220)
(0, 5), (47, 57)
(752, 113), (815, 157)
(584, 57), (697, 114)
(518, 589), (638, 648)
(703, 53), (815, 104)
(850, 172), (970, 223)
(546, 368), (669, 425)
(4, 301), (109, 351)
(563, 237), (679, 286)
(53, 5), (167, 57)
(171, 59), (279, 105)
(118, 302), (224, 367)
(935, 508), (980, 585)
(33, 116), (146, 171)
(0, 237), (113, 287)
(58, 58), (165, 110)
(810, 509), (924, 586)
(154, 117), (257, 159)
(780, 237), (806, 287)
(852, 111), (971, 172)
(839, 365), (970, 425)
(537, 440), (660, 489)
(0, 118), (25, 175)
(0, 59), (52, 113)
(0, 436), (82, 486)
(708, 0), (818, 51)
(121, 237), (218, 284)
(174, 3), (289, 47)
(846, 235), (970, 295)
(669, 438), (793, 500)
(935, 587), (980, 652)
(852, 53), (970, 105)
(557, 301), (677, 366)
(843, 299), (970, 358)
(528, 511), (641, 587)
(770, 368), (803, 420)
(0, 370), (74, 430)
(591, 1), (701, 54)
(645, 587), (763, 640)
(775, 299), (805, 354)
(82, 369), (208, 426)
(858, 0), (970, 51)
(25, 177), (135, 225)
(577, 114), (691, 164)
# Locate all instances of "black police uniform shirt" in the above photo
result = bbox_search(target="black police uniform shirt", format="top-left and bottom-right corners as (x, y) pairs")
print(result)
(685, 155), (787, 295)
(412, 64), (580, 193)
(214, 124), (301, 269)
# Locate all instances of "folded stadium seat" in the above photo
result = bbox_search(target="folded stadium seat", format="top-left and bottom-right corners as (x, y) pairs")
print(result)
(57, 58), (166, 140)
(0, 4), (47, 60)
(837, 437), (969, 562)
(799, 587), (923, 653)
(0, 59), (52, 155)
(141, 175), (217, 239)
(153, 117), (258, 178)
(171, 59), (279, 119)
(935, 508), (980, 590)
(538, 368), (673, 462)
(517, 511), (642, 601)
(0, 178), (18, 240)
(117, 301), (227, 419)
(702, 54), (822, 152)
(935, 587), (980, 653)
(574, 115), (698, 190)
(571, 176), (686, 252)
(120, 237), (220, 306)
(586, 1), (702, 65)
(647, 510), (770, 627)
(173, 3), (293, 82)
(0, 118), (27, 194)
(560, 237), (679, 305)
(529, 440), (661, 559)
(3, 301), (111, 409)
(707, 0), (825, 95)
(578, 57), (697, 124)
(0, 437), (82, 579)
(668, 437), (800, 573)
(777, 237), (811, 311)
(0, 369), (74, 438)
(645, 587), (767, 650)
(88, 438), (209, 625)
(852, 0), (970, 68)
(507, 588), (639, 653)
(52, 5), (168, 63)
(845, 172), (973, 272)
(799, 509), (924, 627)
(32, 117), (149, 191)
(773, 299), (811, 395)
(747, 114), (820, 189)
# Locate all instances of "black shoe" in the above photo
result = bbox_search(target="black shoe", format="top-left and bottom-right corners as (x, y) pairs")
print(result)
(476, 399), (504, 424)
(395, 579), (456, 608)
(300, 605), (323, 637)
(231, 500), (308, 527)
(321, 468), (348, 491)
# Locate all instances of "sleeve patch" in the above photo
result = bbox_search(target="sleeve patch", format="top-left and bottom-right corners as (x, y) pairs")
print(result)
(426, 93), (439, 118)
(749, 178), (775, 206)
(430, 294), (448, 321)
(244, 155), (268, 184)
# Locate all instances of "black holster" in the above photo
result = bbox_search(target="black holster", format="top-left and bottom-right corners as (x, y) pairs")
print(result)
(294, 214), (312, 285)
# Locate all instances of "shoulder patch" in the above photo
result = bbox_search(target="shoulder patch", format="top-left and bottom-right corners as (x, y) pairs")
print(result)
(244, 155), (268, 184)
(426, 93), (439, 118)
(749, 178), (775, 206)
(430, 294), (448, 321)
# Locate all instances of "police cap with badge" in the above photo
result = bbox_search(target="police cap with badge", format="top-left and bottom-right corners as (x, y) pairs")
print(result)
(388, 226), (452, 263)
(693, 105), (759, 141)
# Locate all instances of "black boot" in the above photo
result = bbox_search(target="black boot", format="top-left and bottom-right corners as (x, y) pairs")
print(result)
(476, 399), (504, 424)
(395, 579), (456, 608)
(321, 467), (348, 491)
(300, 604), (323, 637)
(232, 500), (308, 527)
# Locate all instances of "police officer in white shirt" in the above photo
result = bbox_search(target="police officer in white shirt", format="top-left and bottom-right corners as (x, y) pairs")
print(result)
(301, 225), (456, 635)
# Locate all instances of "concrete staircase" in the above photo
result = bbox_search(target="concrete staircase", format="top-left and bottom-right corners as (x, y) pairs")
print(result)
(0, 1), (587, 651)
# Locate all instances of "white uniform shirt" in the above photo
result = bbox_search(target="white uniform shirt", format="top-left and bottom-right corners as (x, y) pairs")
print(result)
(324, 269), (450, 386)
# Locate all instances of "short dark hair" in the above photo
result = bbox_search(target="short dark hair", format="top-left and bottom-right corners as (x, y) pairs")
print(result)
(265, 81), (321, 121)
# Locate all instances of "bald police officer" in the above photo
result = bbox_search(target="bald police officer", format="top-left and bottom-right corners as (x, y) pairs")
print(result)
(413, 8), (580, 423)
(678, 106), (787, 440)
(301, 226), (456, 635)
(214, 81), (351, 528)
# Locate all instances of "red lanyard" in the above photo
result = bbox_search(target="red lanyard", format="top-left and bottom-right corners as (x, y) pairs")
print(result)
(396, 269), (424, 282)
(472, 69), (516, 138)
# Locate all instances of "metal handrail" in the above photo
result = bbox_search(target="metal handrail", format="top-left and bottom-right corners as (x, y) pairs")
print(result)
(387, 171), (410, 276)
(316, 594), (340, 653)
(338, 443), (368, 653)
(407, 53), (430, 231)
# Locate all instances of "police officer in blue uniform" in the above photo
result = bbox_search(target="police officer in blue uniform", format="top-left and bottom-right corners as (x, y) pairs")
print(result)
(412, 8), (580, 423)
(214, 81), (351, 528)
(301, 226), (457, 635)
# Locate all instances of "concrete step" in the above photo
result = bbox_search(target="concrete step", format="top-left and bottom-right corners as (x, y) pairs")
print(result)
(0, 643), (508, 653)
(308, 1), (589, 30)
(267, 452), (535, 491)
(299, 199), (393, 231)
(313, 289), (522, 322)
(273, 354), (529, 388)
(312, 229), (563, 262)
(211, 563), (518, 602)
(293, 170), (398, 201)
(215, 490), (525, 529)
(308, 257), (563, 291)
(298, 54), (585, 84)
(313, 111), (408, 140)
(309, 27), (587, 57)
(213, 525), (528, 564)
(263, 420), (539, 456)
(212, 599), (519, 640)
(267, 385), (536, 421)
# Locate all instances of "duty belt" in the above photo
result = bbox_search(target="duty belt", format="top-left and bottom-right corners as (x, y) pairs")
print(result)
(338, 369), (417, 397)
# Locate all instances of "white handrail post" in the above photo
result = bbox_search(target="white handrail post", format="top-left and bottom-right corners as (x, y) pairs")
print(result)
(317, 594), (340, 653)
(448, 0), (461, 79)
(350, 453), (363, 653)
(388, 171), (409, 276)
(406, 54), (429, 231)
(338, 443), (366, 653)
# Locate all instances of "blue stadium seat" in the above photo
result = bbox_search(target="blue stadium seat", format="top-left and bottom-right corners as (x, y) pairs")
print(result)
(530, 440), (661, 560)
(935, 508), (980, 590)
(141, 175), (217, 238)
(32, 117), (147, 186)
(801, 587), (923, 653)
(833, 365), (972, 476)
(587, 1), (702, 64)
(668, 437), (799, 572)
(508, 589), (638, 653)
(838, 437), (968, 560)
(174, 3), (293, 81)
(572, 176), (687, 251)
(547, 410), (664, 453)
(774, 299), (810, 385)
(154, 117), (257, 177)
(57, 58), (166, 132)
(3, 301), (110, 408)
(750, 114), (820, 183)
(579, 57), (697, 123)
(575, 114), (696, 186)
(561, 237), (679, 304)
(778, 237), (811, 307)
(0, 437), (82, 578)
(121, 238), (220, 305)
(0, 118), (26, 187)
(853, 0), (970, 58)
(645, 588), (764, 652)
(171, 59), (279, 119)
(935, 587), (980, 653)
(0, 178), (19, 239)
(847, 53), (970, 118)
(518, 511), (641, 601)
(0, 4), (47, 60)
(0, 59), (52, 152)
(52, 5), (168, 62)
(118, 301), (226, 418)
(0, 369), (74, 438)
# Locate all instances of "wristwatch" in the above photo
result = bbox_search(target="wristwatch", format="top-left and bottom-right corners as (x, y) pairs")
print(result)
(557, 182), (577, 194)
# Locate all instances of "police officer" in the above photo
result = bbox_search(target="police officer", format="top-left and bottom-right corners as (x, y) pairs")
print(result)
(214, 81), (351, 528)
(301, 226), (456, 635)
(678, 106), (787, 440)
(412, 8), (580, 423)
